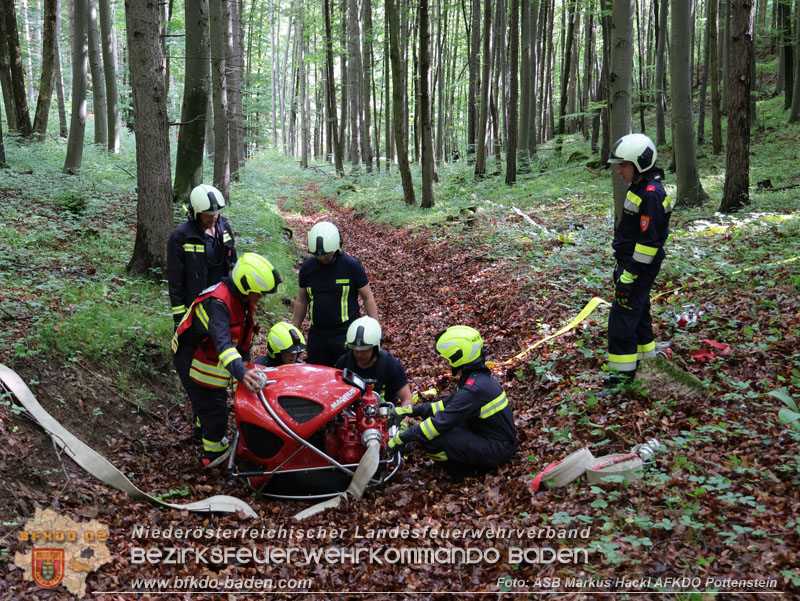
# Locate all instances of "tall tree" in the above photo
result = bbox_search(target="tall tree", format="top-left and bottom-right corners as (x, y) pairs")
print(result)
(87, 0), (108, 146)
(419, 0), (435, 207)
(609, 0), (634, 220)
(98, 0), (120, 152)
(720, 0), (755, 212)
(780, 0), (794, 108)
(790, 0), (800, 122)
(173, 0), (210, 204)
(33, 0), (58, 140)
(347, 0), (363, 169)
(64, 0), (89, 173)
(671, 0), (706, 207)
(506, 0), (519, 185)
(1, 0), (33, 136)
(225, 0), (240, 180)
(556, 0), (577, 153)
(0, 99), (6, 166)
(474, 0), (492, 178)
(654, 0), (668, 146)
(468, 0), (481, 159)
(709, 0), (723, 153)
(210, 0), (231, 199)
(0, 9), (17, 130)
(362, 0), (374, 172)
(124, 0), (173, 275)
(323, 0), (343, 173)
(387, 0), (415, 204)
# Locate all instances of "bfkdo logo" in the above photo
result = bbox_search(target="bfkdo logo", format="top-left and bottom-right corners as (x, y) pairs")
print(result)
(32, 548), (65, 589)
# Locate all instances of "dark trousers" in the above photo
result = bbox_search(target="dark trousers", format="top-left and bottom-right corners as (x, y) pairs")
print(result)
(174, 345), (230, 457)
(607, 260), (662, 375)
(306, 324), (349, 367)
(419, 427), (516, 479)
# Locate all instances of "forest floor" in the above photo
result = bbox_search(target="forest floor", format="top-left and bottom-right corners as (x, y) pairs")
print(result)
(2, 149), (800, 599)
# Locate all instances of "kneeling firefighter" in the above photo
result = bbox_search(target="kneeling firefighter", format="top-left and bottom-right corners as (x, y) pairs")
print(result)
(255, 322), (307, 367)
(171, 253), (282, 466)
(388, 326), (517, 479)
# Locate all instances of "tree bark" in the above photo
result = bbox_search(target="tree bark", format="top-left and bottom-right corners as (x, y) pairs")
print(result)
(419, 0), (435, 207)
(474, 0), (492, 178)
(609, 0), (634, 221)
(323, 0), (343, 173)
(671, 0), (706, 207)
(0, 10), (17, 131)
(556, 0), (577, 153)
(654, 0), (668, 146)
(298, 11), (308, 168)
(781, 0), (794, 109)
(697, 0), (710, 145)
(210, 0), (230, 199)
(64, 0), (89, 173)
(709, 0), (723, 152)
(173, 0), (210, 205)
(720, 0), (754, 212)
(54, 2), (68, 137)
(225, 0), (239, 180)
(790, 0), (800, 122)
(387, 0), (415, 204)
(468, 0), (481, 159)
(98, 0), (120, 152)
(347, 0), (362, 169)
(87, 0), (108, 146)
(506, 0), (519, 185)
(2, 0), (33, 136)
(362, 0), (374, 172)
(124, 0), (173, 275)
(33, 0), (58, 140)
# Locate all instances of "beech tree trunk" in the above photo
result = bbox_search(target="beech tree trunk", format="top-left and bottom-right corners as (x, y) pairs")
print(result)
(98, 0), (120, 152)
(671, 0), (706, 207)
(88, 0), (107, 146)
(33, 0), (58, 140)
(387, 0), (415, 204)
(474, 0), (492, 178)
(323, 0), (343, 173)
(362, 0), (374, 172)
(609, 0), (634, 220)
(124, 0), (173, 275)
(709, 0), (723, 152)
(419, 0), (435, 207)
(2, 0), (33, 136)
(790, 0), (800, 122)
(468, 0), (481, 159)
(64, 0), (89, 173)
(654, 0), (668, 146)
(210, 0), (230, 199)
(506, 0), (519, 185)
(173, 0), (210, 204)
(720, 0), (754, 212)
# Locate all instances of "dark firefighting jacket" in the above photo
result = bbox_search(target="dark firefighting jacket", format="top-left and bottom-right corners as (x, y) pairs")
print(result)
(167, 217), (237, 322)
(170, 280), (255, 389)
(399, 364), (517, 452)
(612, 168), (673, 275)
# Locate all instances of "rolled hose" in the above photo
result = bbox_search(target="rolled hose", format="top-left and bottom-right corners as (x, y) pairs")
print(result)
(293, 436), (381, 520)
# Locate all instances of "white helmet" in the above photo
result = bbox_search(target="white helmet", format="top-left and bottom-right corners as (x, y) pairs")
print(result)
(346, 316), (382, 351)
(189, 184), (226, 219)
(608, 133), (657, 173)
(307, 221), (342, 256)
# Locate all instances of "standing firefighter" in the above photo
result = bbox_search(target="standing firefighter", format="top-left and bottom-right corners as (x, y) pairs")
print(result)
(171, 253), (281, 467)
(167, 184), (237, 329)
(388, 326), (517, 479)
(293, 221), (379, 367)
(603, 133), (673, 395)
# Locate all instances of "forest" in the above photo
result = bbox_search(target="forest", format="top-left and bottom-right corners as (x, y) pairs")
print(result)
(1, 0), (799, 598)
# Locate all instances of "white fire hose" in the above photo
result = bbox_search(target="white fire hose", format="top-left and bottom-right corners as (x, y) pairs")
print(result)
(293, 430), (382, 520)
(0, 363), (258, 518)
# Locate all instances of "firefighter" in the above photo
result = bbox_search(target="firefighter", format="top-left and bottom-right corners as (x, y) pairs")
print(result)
(167, 184), (237, 329)
(603, 133), (673, 395)
(335, 316), (412, 407)
(171, 253), (281, 467)
(388, 326), (517, 479)
(254, 322), (306, 367)
(293, 221), (379, 367)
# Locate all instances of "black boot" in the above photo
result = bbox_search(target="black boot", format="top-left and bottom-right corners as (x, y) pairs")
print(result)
(597, 370), (636, 399)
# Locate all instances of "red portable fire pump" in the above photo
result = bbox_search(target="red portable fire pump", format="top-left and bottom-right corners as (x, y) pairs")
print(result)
(229, 363), (401, 499)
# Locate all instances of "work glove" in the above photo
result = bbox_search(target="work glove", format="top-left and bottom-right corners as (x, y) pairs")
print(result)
(391, 405), (414, 418)
(614, 270), (637, 309)
(387, 432), (404, 452)
(412, 388), (437, 404)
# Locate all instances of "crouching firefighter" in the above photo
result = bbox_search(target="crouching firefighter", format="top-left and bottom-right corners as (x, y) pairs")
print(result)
(388, 326), (517, 479)
(171, 253), (282, 467)
(255, 322), (306, 367)
(603, 133), (673, 396)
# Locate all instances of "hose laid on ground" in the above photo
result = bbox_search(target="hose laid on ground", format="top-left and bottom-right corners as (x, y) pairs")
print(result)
(293, 437), (381, 520)
(0, 363), (258, 518)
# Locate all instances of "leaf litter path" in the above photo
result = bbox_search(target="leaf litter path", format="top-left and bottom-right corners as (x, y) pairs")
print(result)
(275, 184), (800, 597)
